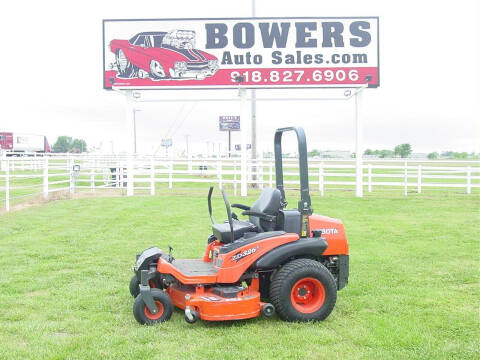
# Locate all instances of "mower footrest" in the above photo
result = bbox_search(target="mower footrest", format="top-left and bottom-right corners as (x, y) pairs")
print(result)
(171, 259), (218, 276)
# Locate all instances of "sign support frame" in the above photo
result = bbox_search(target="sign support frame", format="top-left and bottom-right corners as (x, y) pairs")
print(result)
(113, 85), (369, 198)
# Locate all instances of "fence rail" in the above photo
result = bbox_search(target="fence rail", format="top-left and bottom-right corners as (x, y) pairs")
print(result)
(0, 153), (479, 211)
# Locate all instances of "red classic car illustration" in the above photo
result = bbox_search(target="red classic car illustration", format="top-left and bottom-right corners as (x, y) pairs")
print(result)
(109, 30), (219, 81)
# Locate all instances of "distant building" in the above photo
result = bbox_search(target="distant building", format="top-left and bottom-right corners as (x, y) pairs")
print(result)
(408, 153), (428, 159)
(319, 150), (351, 159)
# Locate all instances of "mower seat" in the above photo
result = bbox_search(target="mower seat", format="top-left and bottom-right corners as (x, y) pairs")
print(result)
(249, 188), (282, 232)
(212, 220), (257, 244)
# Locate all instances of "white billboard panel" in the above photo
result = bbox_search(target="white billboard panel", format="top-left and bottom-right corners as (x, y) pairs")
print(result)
(103, 17), (379, 90)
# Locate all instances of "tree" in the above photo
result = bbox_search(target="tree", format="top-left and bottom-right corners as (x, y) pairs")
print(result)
(53, 136), (73, 153)
(379, 149), (394, 158)
(364, 149), (374, 155)
(394, 144), (412, 158)
(427, 152), (439, 160)
(308, 149), (321, 157)
(453, 152), (468, 159)
(53, 136), (87, 153)
(71, 139), (87, 153)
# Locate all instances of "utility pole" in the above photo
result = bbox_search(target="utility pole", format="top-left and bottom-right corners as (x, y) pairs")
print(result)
(185, 134), (190, 158)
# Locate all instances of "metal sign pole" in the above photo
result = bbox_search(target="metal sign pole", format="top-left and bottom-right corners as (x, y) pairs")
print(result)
(251, 0), (257, 185)
(125, 90), (135, 196)
(239, 88), (248, 196)
(355, 90), (363, 197)
(133, 109), (138, 154)
(228, 130), (231, 158)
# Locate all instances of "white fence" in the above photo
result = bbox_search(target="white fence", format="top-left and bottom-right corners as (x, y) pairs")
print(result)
(0, 153), (479, 211)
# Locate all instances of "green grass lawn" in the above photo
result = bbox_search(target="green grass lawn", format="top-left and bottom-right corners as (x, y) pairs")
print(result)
(0, 192), (479, 359)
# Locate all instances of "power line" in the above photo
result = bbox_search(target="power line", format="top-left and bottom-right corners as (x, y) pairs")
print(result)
(163, 102), (188, 139)
(170, 102), (197, 138)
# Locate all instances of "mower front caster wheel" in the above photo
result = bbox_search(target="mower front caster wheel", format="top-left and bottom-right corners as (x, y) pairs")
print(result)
(262, 303), (275, 317)
(184, 306), (199, 323)
(133, 289), (173, 325)
(129, 275), (140, 297)
(129, 274), (160, 298)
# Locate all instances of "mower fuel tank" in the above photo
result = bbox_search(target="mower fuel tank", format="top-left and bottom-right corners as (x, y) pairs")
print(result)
(276, 210), (301, 236)
(308, 215), (348, 256)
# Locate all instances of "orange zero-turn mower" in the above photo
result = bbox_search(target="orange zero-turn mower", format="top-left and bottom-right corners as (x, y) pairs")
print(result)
(129, 127), (349, 325)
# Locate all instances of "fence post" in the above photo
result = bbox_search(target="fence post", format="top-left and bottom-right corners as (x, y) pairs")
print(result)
(150, 156), (155, 196)
(126, 154), (134, 196)
(233, 161), (237, 196)
(417, 164), (422, 194)
(90, 164), (95, 193)
(0, 151), (6, 172)
(269, 162), (273, 188)
(404, 161), (408, 196)
(43, 157), (49, 200)
(258, 157), (264, 189)
(188, 154), (192, 174)
(318, 162), (324, 197)
(217, 158), (222, 189)
(120, 166), (124, 189)
(5, 158), (10, 211)
(368, 164), (372, 193)
(169, 160), (173, 189)
(467, 166), (471, 194)
(69, 158), (74, 195)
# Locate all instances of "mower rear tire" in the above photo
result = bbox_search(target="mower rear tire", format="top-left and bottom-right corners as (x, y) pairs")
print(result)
(133, 289), (173, 325)
(269, 258), (337, 322)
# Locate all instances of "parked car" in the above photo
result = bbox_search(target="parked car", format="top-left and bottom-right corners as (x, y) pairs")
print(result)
(109, 30), (219, 81)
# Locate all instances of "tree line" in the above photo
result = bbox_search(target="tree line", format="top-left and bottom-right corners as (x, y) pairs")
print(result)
(52, 136), (87, 153)
(364, 144), (412, 158)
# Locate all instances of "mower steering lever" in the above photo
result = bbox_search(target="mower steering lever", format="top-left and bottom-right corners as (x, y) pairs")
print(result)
(168, 246), (175, 263)
(231, 203), (250, 211)
(241, 210), (275, 222)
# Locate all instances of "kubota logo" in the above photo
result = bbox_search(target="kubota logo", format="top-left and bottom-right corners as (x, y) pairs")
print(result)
(319, 228), (339, 235)
(232, 246), (259, 262)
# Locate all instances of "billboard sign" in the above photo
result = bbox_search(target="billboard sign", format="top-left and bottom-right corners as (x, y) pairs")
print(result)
(161, 138), (172, 147)
(103, 17), (379, 90)
(219, 116), (240, 131)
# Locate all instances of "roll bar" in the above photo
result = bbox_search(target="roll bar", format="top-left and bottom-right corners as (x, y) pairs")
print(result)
(274, 127), (312, 215)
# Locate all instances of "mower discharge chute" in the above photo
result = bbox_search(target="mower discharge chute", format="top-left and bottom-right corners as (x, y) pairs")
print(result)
(129, 127), (349, 324)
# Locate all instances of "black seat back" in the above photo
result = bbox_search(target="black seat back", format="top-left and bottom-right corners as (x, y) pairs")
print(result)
(250, 188), (282, 232)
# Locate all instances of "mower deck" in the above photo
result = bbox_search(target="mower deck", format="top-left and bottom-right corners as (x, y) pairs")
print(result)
(166, 278), (263, 321)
